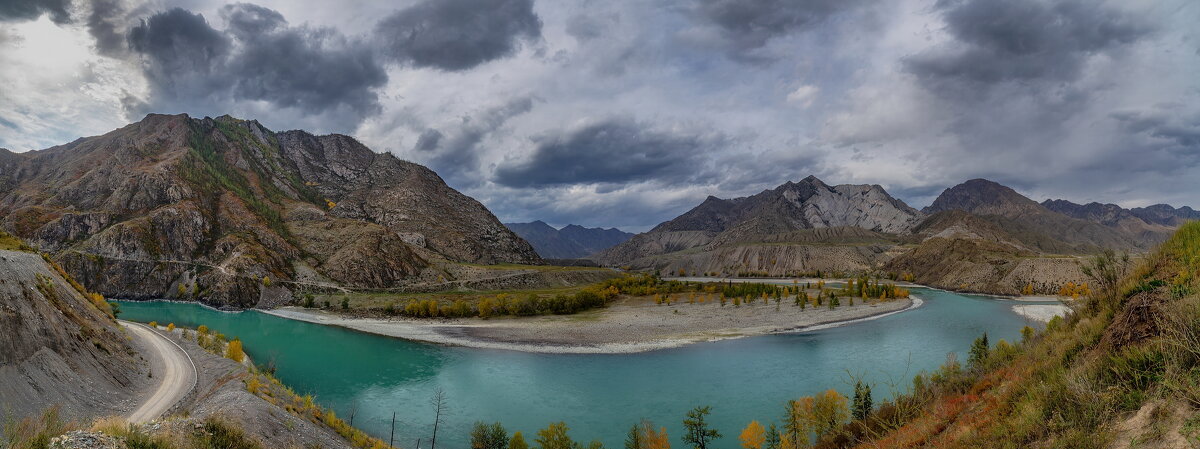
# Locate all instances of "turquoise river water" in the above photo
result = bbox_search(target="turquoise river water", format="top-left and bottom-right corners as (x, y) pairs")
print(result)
(116, 288), (1045, 449)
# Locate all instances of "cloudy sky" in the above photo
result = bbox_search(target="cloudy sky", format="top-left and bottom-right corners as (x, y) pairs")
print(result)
(1, 0), (1198, 231)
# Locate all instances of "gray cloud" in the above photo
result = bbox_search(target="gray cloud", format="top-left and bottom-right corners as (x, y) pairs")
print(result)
(689, 0), (861, 57)
(126, 4), (387, 130)
(494, 119), (724, 188)
(905, 0), (1150, 87)
(0, 0), (70, 23)
(376, 0), (542, 71)
(411, 97), (534, 186)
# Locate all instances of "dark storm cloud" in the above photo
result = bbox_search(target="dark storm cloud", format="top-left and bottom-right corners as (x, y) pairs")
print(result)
(494, 119), (723, 188)
(376, 0), (542, 71)
(0, 0), (70, 23)
(86, 0), (129, 56)
(413, 97), (534, 186)
(690, 0), (861, 53)
(127, 8), (231, 93)
(905, 0), (1150, 86)
(126, 4), (387, 128)
(222, 2), (286, 38)
(1112, 109), (1200, 160)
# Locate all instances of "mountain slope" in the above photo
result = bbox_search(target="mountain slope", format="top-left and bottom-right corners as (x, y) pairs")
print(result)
(594, 176), (923, 269)
(505, 221), (633, 259)
(923, 179), (1145, 252)
(0, 114), (539, 307)
(1042, 198), (1176, 246)
(0, 239), (146, 420)
(846, 222), (1200, 448)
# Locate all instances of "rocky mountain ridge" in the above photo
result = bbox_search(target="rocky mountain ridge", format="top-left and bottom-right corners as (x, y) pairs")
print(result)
(505, 220), (633, 259)
(0, 114), (540, 307)
(598, 176), (1194, 294)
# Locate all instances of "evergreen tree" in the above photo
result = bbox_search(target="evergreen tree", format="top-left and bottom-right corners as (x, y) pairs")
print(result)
(764, 424), (780, 449)
(968, 332), (990, 367)
(625, 423), (643, 449)
(682, 406), (721, 449)
(851, 382), (873, 421)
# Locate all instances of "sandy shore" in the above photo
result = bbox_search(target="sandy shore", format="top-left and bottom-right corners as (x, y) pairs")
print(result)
(1012, 304), (1071, 322)
(265, 295), (920, 354)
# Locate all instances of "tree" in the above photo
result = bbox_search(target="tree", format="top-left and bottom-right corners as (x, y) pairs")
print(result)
(225, 339), (245, 363)
(1021, 325), (1035, 343)
(682, 406), (721, 449)
(783, 398), (813, 449)
(430, 388), (449, 449)
(764, 424), (780, 449)
(968, 332), (990, 367)
(262, 276), (271, 287)
(811, 389), (849, 441)
(851, 382), (872, 421)
(739, 421), (765, 449)
(472, 422), (508, 449)
(511, 432), (529, 449)
(642, 422), (670, 449)
(625, 423), (643, 449)
(341, 296), (350, 310)
(535, 422), (576, 449)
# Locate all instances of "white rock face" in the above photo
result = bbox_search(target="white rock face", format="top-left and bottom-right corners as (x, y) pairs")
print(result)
(798, 184), (922, 234)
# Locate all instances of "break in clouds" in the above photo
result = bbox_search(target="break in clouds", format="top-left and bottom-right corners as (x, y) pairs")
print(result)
(1, 0), (1198, 231)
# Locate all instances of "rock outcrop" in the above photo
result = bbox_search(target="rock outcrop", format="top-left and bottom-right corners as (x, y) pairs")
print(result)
(0, 114), (540, 307)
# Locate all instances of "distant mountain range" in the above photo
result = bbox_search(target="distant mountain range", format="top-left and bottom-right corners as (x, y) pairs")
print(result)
(506, 221), (633, 259)
(596, 176), (1194, 295)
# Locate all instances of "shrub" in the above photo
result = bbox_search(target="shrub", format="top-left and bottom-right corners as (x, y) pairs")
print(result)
(226, 339), (246, 363)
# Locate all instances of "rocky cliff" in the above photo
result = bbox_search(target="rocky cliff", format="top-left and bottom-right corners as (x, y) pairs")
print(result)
(0, 114), (540, 307)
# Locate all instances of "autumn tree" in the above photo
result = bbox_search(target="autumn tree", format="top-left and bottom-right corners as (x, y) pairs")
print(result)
(535, 422), (576, 449)
(739, 421), (765, 449)
(511, 432), (529, 449)
(642, 421), (670, 449)
(811, 389), (849, 441)
(225, 339), (245, 363)
(471, 422), (508, 449)
(782, 398), (812, 449)
(682, 406), (721, 449)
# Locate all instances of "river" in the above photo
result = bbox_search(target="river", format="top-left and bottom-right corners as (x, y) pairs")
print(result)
(116, 287), (1049, 449)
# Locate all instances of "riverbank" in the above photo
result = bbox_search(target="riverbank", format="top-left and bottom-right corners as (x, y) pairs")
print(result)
(1011, 304), (1071, 322)
(264, 295), (918, 354)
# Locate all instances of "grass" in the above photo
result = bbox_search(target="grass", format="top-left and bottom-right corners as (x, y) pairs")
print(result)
(0, 230), (34, 252)
(829, 221), (1200, 448)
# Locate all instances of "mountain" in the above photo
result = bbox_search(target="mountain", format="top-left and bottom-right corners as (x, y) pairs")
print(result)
(923, 179), (1145, 252)
(594, 176), (923, 274)
(506, 221), (633, 259)
(1130, 203), (1200, 226)
(0, 114), (540, 307)
(1042, 199), (1176, 245)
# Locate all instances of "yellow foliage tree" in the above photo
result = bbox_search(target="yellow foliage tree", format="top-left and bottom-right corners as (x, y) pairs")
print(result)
(641, 422), (670, 449)
(226, 339), (245, 363)
(739, 421), (765, 449)
(166, 323), (175, 332)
